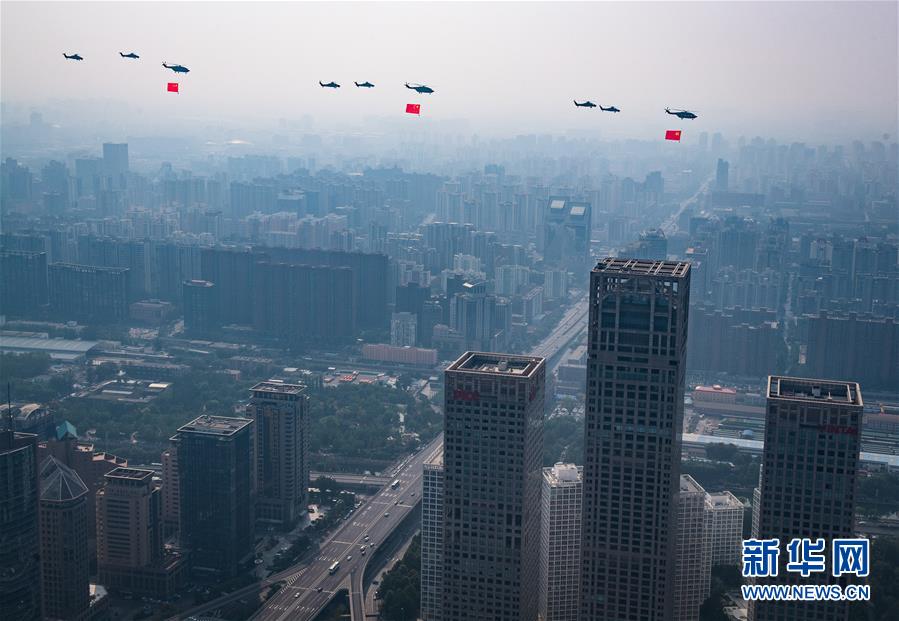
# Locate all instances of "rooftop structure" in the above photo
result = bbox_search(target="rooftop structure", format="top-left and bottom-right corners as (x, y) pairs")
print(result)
(447, 350), (543, 377)
(767, 375), (862, 405)
(176, 415), (254, 437)
(594, 257), (690, 277)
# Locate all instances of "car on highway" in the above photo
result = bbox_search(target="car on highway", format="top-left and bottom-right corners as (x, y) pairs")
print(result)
(346, 555), (352, 561)
(317, 587), (323, 592)
(384, 512), (390, 517)
(294, 593), (300, 599)
(360, 545), (366, 551)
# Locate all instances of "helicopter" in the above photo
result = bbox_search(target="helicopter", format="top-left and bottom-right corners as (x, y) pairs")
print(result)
(574, 100), (597, 108)
(63, 53), (83, 61)
(405, 83), (434, 94)
(120, 52), (139, 59)
(163, 62), (190, 74)
(320, 81), (340, 88)
(354, 81), (375, 88)
(600, 105), (620, 113)
(665, 107), (698, 120)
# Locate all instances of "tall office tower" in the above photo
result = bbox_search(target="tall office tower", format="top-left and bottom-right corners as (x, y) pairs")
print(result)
(442, 352), (546, 621)
(541, 197), (592, 276)
(0, 431), (41, 621)
(421, 451), (444, 621)
(161, 446), (180, 535)
(581, 258), (691, 621)
(48, 263), (129, 322)
(391, 312), (418, 346)
(674, 475), (711, 621)
(96, 468), (168, 595)
(182, 279), (218, 335)
(538, 463), (583, 621)
(39, 457), (90, 621)
(716, 158), (729, 191)
(248, 382), (309, 528)
(0, 250), (48, 317)
(175, 415), (254, 577)
(706, 491), (744, 567)
(749, 376), (864, 621)
(102, 143), (129, 188)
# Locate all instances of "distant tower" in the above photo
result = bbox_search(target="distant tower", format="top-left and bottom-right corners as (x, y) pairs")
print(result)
(39, 457), (90, 621)
(174, 415), (254, 578)
(247, 382), (309, 529)
(706, 491), (744, 567)
(420, 451), (444, 621)
(581, 258), (691, 621)
(102, 143), (129, 189)
(442, 351), (546, 621)
(674, 475), (711, 621)
(0, 432), (42, 620)
(749, 376), (864, 621)
(539, 463), (583, 621)
(716, 158), (729, 192)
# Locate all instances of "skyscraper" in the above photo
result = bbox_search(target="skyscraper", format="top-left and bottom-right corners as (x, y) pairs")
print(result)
(538, 463), (583, 621)
(39, 457), (90, 621)
(175, 415), (254, 578)
(716, 158), (729, 192)
(674, 475), (711, 621)
(442, 351), (546, 621)
(102, 143), (129, 189)
(0, 431), (41, 621)
(749, 376), (864, 621)
(581, 258), (691, 621)
(706, 491), (744, 567)
(421, 450), (444, 621)
(182, 279), (218, 335)
(248, 382), (309, 528)
(48, 263), (129, 322)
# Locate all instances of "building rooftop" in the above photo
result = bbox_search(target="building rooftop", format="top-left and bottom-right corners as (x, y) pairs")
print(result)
(0, 335), (99, 360)
(448, 351), (544, 377)
(40, 456), (88, 502)
(768, 375), (863, 406)
(707, 491), (743, 510)
(544, 462), (582, 485)
(55, 420), (77, 441)
(183, 279), (214, 288)
(250, 380), (306, 396)
(105, 467), (154, 483)
(177, 414), (253, 437)
(594, 257), (690, 278)
(679, 474), (706, 495)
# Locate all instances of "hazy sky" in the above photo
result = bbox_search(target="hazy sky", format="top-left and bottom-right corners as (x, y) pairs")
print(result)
(2, 1), (897, 141)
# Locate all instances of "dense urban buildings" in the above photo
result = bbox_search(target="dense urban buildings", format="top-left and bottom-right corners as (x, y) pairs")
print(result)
(0, 431), (42, 621)
(248, 381), (309, 528)
(38, 456), (91, 621)
(538, 463), (583, 621)
(421, 451), (445, 621)
(749, 376), (864, 621)
(174, 415), (254, 578)
(442, 352), (546, 621)
(581, 258), (691, 621)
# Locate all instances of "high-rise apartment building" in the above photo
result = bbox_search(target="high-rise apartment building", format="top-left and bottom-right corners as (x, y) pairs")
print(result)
(706, 491), (744, 567)
(39, 457), (90, 621)
(674, 475), (711, 621)
(0, 249), (48, 317)
(102, 143), (129, 189)
(538, 463), (583, 621)
(749, 376), (864, 621)
(182, 279), (218, 335)
(97, 468), (183, 597)
(175, 415), (254, 577)
(391, 311), (418, 347)
(421, 450), (444, 621)
(581, 258), (691, 621)
(248, 382), (309, 528)
(442, 351), (545, 621)
(48, 263), (128, 322)
(161, 446), (180, 534)
(0, 431), (42, 621)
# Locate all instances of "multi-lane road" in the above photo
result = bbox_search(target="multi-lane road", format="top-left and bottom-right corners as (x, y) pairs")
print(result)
(249, 435), (444, 621)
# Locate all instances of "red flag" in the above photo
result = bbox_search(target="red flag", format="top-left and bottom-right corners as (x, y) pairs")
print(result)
(665, 129), (681, 141)
(406, 103), (420, 115)
(167, 82), (179, 93)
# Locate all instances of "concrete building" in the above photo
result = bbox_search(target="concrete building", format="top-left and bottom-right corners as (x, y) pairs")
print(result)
(421, 451), (444, 621)
(541, 198), (592, 275)
(581, 258), (691, 621)
(538, 463), (583, 621)
(161, 446), (180, 535)
(442, 352), (545, 621)
(706, 491), (744, 567)
(96, 468), (184, 597)
(391, 311), (418, 347)
(182, 279), (218, 335)
(247, 382), (309, 528)
(674, 475), (711, 621)
(48, 263), (129, 323)
(0, 431), (42, 621)
(175, 415), (254, 578)
(749, 376), (864, 621)
(39, 457), (91, 621)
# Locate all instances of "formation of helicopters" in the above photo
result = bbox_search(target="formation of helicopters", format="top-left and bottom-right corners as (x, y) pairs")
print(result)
(59, 52), (699, 122)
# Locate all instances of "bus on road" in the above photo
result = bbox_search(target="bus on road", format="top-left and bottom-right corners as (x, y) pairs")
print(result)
(328, 561), (340, 575)
(390, 479), (400, 489)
